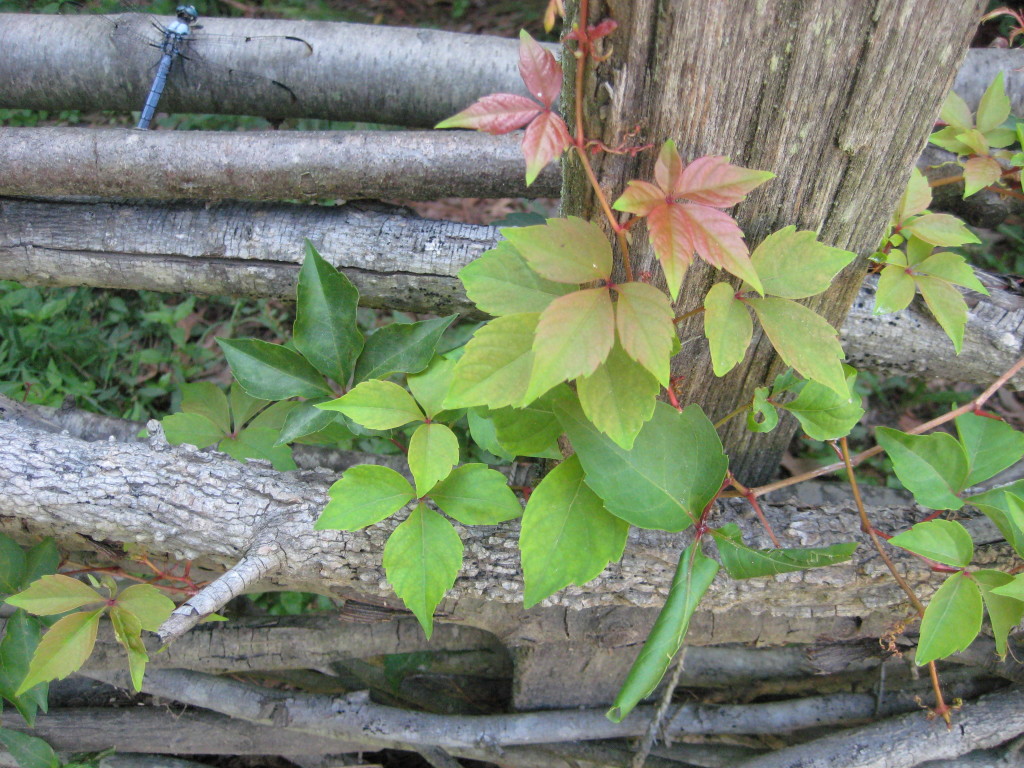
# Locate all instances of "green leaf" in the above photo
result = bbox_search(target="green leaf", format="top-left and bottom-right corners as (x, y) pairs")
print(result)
(444, 313), (538, 409)
(488, 385), (569, 458)
(989, 572), (1024, 600)
(916, 572), (982, 665)
(0, 611), (45, 725)
(875, 427), (968, 510)
(977, 72), (1010, 134)
(218, 338), (331, 400)
(109, 605), (148, 691)
(459, 240), (572, 316)
(747, 386), (779, 433)
(526, 288), (615, 402)
(315, 465), (415, 531)
(607, 543), (718, 722)
(957, 128), (990, 156)
(293, 241), (363, 384)
(161, 412), (227, 449)
(781, 366), (864, 441)
(712, 523), (856, 579)
(114, 584), (175, 632)
(408, 356), (458, 419)
(916, 251), (988, 294)
(963, 155), (1004, 198)
(318, 380), (424, 430)
(15, 608), (103, 695)
(956, 412), (1024, 487)
(0, 534), (26, 594)
(408, 423), (460, 495)
(430, 464), (523, 525)
(577, 342), (659, 450)
(240, 399), (299, 432)
(888, 519), (973, 567)
(21, 540), (58, 592)
(179, 381), (231, 435)
(353, 315), (457, 383)
(929, 126), (974, 155)
(873, 265), (916, 314)
(5, 575), (103, 616)
(520, 456), (628, 608)
(383, 503), (463, 638)
(704, 282), (752, 377)
(939, 89), (973, 130)
(614, 282), (675, 385)
(466, 409), (516, 461)
(973, 569), (1024, 658)
(229, 384), (268, 430)
(748, 297), (847, 395)
(916, 275), (968, 354)
(893, 167), (932, 225)
(749, 226), (857, 299)
(0, 727), (59, 768)
(220, 427), (297, 472)
(968, 487), (1024, 559)
(903, 214), (981, 247)
(501, 217), (613, 283)
(557, 398), (727, 531)
(275, 400), (341, 446)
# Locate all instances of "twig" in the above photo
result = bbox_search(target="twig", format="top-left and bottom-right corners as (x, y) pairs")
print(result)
(748, 354), (1024, 498)
(838, 437), (949, 725)
(631, 648), (687, 768)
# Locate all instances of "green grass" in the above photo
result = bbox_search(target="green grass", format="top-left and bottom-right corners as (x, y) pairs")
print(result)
(0, 281), (292, 420)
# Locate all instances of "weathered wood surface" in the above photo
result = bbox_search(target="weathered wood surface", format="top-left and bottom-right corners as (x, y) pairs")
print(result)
(0, 13), (542, 128)
(0, 129), (560, 202)
(564, 0), (985, 483)
(3, 197), (1022, 390)
(0, 10), (1014, 129)
(0, 408), (1012, 649)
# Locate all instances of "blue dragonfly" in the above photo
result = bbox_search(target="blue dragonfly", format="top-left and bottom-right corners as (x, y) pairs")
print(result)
(64, 2), (313, 129)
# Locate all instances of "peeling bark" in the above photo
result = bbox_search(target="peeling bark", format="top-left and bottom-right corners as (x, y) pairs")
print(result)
(0, 411), (1014, 647)
(3, 197), (1022, 389)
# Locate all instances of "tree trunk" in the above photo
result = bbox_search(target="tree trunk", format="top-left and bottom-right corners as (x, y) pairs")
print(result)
(563, 0), (985, 483)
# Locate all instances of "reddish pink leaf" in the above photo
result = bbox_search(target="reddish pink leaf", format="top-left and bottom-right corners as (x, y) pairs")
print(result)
(676, 204), (762, 291)
(654, 139), (685, 195)
(435, 93), (541, 134)
(676, 156), (774, 208)
(518, 30), (562, 109)
(647, 203), (696, 299)
(523, 111), (572, 186)
(613, 180), (664, 217)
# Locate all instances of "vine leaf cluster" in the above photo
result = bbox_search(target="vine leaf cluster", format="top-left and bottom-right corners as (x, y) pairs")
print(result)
(8, 6), (1024, 749)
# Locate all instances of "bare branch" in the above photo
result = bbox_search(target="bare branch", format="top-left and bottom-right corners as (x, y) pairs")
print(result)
(0, 128), (559, 201)
(3, 198), (1023, 388)
(80, 668), (988, 748)
(735, 687), (1024, 768)
(0, 13), (552, 128)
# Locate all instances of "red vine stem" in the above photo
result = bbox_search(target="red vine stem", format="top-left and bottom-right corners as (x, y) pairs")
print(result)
(572, 0), (633, 282)
(744, 354), (1024, 498)
(838, 437), (950, 725)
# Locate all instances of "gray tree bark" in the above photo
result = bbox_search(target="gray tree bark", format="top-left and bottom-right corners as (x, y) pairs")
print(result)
(0, 13), (536, 127)
(3, 197), (1021, 390)
(563, 0), (986, 483)
(0, 128), (560, 201)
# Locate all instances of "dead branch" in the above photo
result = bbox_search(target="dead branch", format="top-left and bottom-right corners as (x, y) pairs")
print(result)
(735, 687), (1024, 768)
(0, 128), (559, 202)
(3, 198), (1023, 389)
(0, 13), (548, 127)
(82, 668), (998, 748)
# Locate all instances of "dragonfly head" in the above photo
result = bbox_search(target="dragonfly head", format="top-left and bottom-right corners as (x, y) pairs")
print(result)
(175, 5), (199, 24)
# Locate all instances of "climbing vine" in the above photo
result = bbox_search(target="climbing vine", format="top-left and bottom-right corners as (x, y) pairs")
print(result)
(6, 1), (1024, 746)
